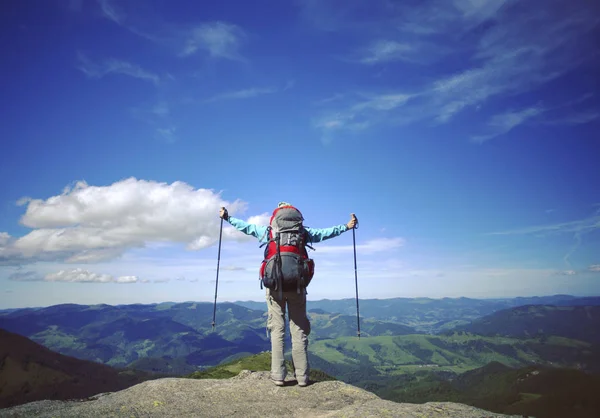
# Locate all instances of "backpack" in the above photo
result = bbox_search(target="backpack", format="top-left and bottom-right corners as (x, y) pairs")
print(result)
(259, 205), (315, 293)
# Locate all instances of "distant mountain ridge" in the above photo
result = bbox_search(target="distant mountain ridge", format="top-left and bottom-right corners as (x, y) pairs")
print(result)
(0, 301), (415, 374)
(237, 294), (600, 333)
(455, 305), (600, 343)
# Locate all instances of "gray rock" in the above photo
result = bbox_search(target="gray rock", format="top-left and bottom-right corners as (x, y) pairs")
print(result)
(0, 370), (525, 417)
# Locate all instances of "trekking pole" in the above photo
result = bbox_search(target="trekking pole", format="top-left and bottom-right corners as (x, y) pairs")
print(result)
(212, 211), (224, 330)
(351, 214), (360, 339)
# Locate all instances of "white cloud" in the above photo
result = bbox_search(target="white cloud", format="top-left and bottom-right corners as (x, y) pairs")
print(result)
(77, 53), (160, 85)
(8, 268), (138, 283)
(543, 111), (600, 126)
(314, 93), (413, 137)
(316, 237), (405, 254)
(471, 106), (544, 143)
(4, 178), (249, 264)
(97, 0), (123, 24)
(489, 210), (600, 237)
(151, 102), (170, 117)
(359, 40), (414, 64)
(0, 232), (10, 246)
(45, 268), (138, 283)
(246, 213), (270, 226)
(64, 249), (125, 263)
(181, 22), (246, 60)
(589, 265), (600, 272)
(313, 0), (599, 141)
(206, 87), (278, 102)
(222, 266), (246, 271)
(155, 126), (177, 143)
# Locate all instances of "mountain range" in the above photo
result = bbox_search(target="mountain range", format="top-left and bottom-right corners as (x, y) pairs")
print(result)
(2, 294), (600, 417)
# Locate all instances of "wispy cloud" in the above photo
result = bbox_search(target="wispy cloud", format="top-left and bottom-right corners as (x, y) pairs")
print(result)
(489, 210), (600, 237)
(77, 53), (160, 85)
(358, 40), (414, 64)
(556, 270), (577, 276)
(490, 207), (600, 269)
(314, 93), (414, 140)
(96, 1), (246, 62)
(205, 81), (294, 103)
(222, 266), (246, 271)
(131, 102), (178, 143)
(312, 0), (600, 141)
(9, 268), (138, 283)
(206, 87), (277, 102)
(8, 271), (42, 282)
(46, 269), (138, 283)
(97, 0), (123, 24)
(181, 22), (246, 60)
(589, 265), (600, 272)
(155, 127), (177, 143)
(317, 237), (405, 255)
(543, 111), (600, 126)
(471, 106), (544, 143)
(472, 94), (599, 141)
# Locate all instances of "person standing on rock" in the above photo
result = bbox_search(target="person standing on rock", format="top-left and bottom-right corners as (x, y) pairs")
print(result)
(219, 202), (357, 387)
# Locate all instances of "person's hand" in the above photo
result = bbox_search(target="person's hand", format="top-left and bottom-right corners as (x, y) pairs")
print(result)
(346, 213), (358, 229)
(219, 207), (229, 221)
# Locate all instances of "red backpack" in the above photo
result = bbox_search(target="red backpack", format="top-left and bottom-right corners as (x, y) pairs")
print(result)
(259, 205), (314, 293)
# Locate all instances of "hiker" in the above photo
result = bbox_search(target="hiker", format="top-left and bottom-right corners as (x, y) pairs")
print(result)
(219, 203), (357, 387)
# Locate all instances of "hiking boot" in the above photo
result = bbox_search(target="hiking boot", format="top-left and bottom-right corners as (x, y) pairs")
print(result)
(271, 379), (285, 387)
(297, 380), (309, 387)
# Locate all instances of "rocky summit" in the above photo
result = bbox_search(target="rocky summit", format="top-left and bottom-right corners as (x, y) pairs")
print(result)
(0, 370), (523, 418)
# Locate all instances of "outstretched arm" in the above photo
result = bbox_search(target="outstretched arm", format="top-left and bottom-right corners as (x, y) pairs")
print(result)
(220, 207), (269, 241)
(306, 213), (357, 243)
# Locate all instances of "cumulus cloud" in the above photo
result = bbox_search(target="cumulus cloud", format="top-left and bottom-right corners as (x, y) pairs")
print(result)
(0, 232), (10, 246)
(181, 22), (246, 60)
(3, 178), (249, 264)
(589, 265), (600, 272)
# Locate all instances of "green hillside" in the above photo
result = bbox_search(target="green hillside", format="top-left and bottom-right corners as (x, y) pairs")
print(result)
(0, 302), (411, 373)
(0, 328), (154, 408)
(456, 305), (600, 343)
(308, 310), (415, 339)
(308, 333), (600, 382)
(379, 362), (600, 418)
(185, 352), (336, 383)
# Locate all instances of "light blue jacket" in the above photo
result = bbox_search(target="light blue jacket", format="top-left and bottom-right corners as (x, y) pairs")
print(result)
(227, 216), (349, 244)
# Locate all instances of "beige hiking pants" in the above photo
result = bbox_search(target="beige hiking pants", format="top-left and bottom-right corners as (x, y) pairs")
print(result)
(266, 288), (311, 385)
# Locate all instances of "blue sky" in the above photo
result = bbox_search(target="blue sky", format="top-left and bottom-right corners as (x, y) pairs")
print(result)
(1, 0), (599, 309)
